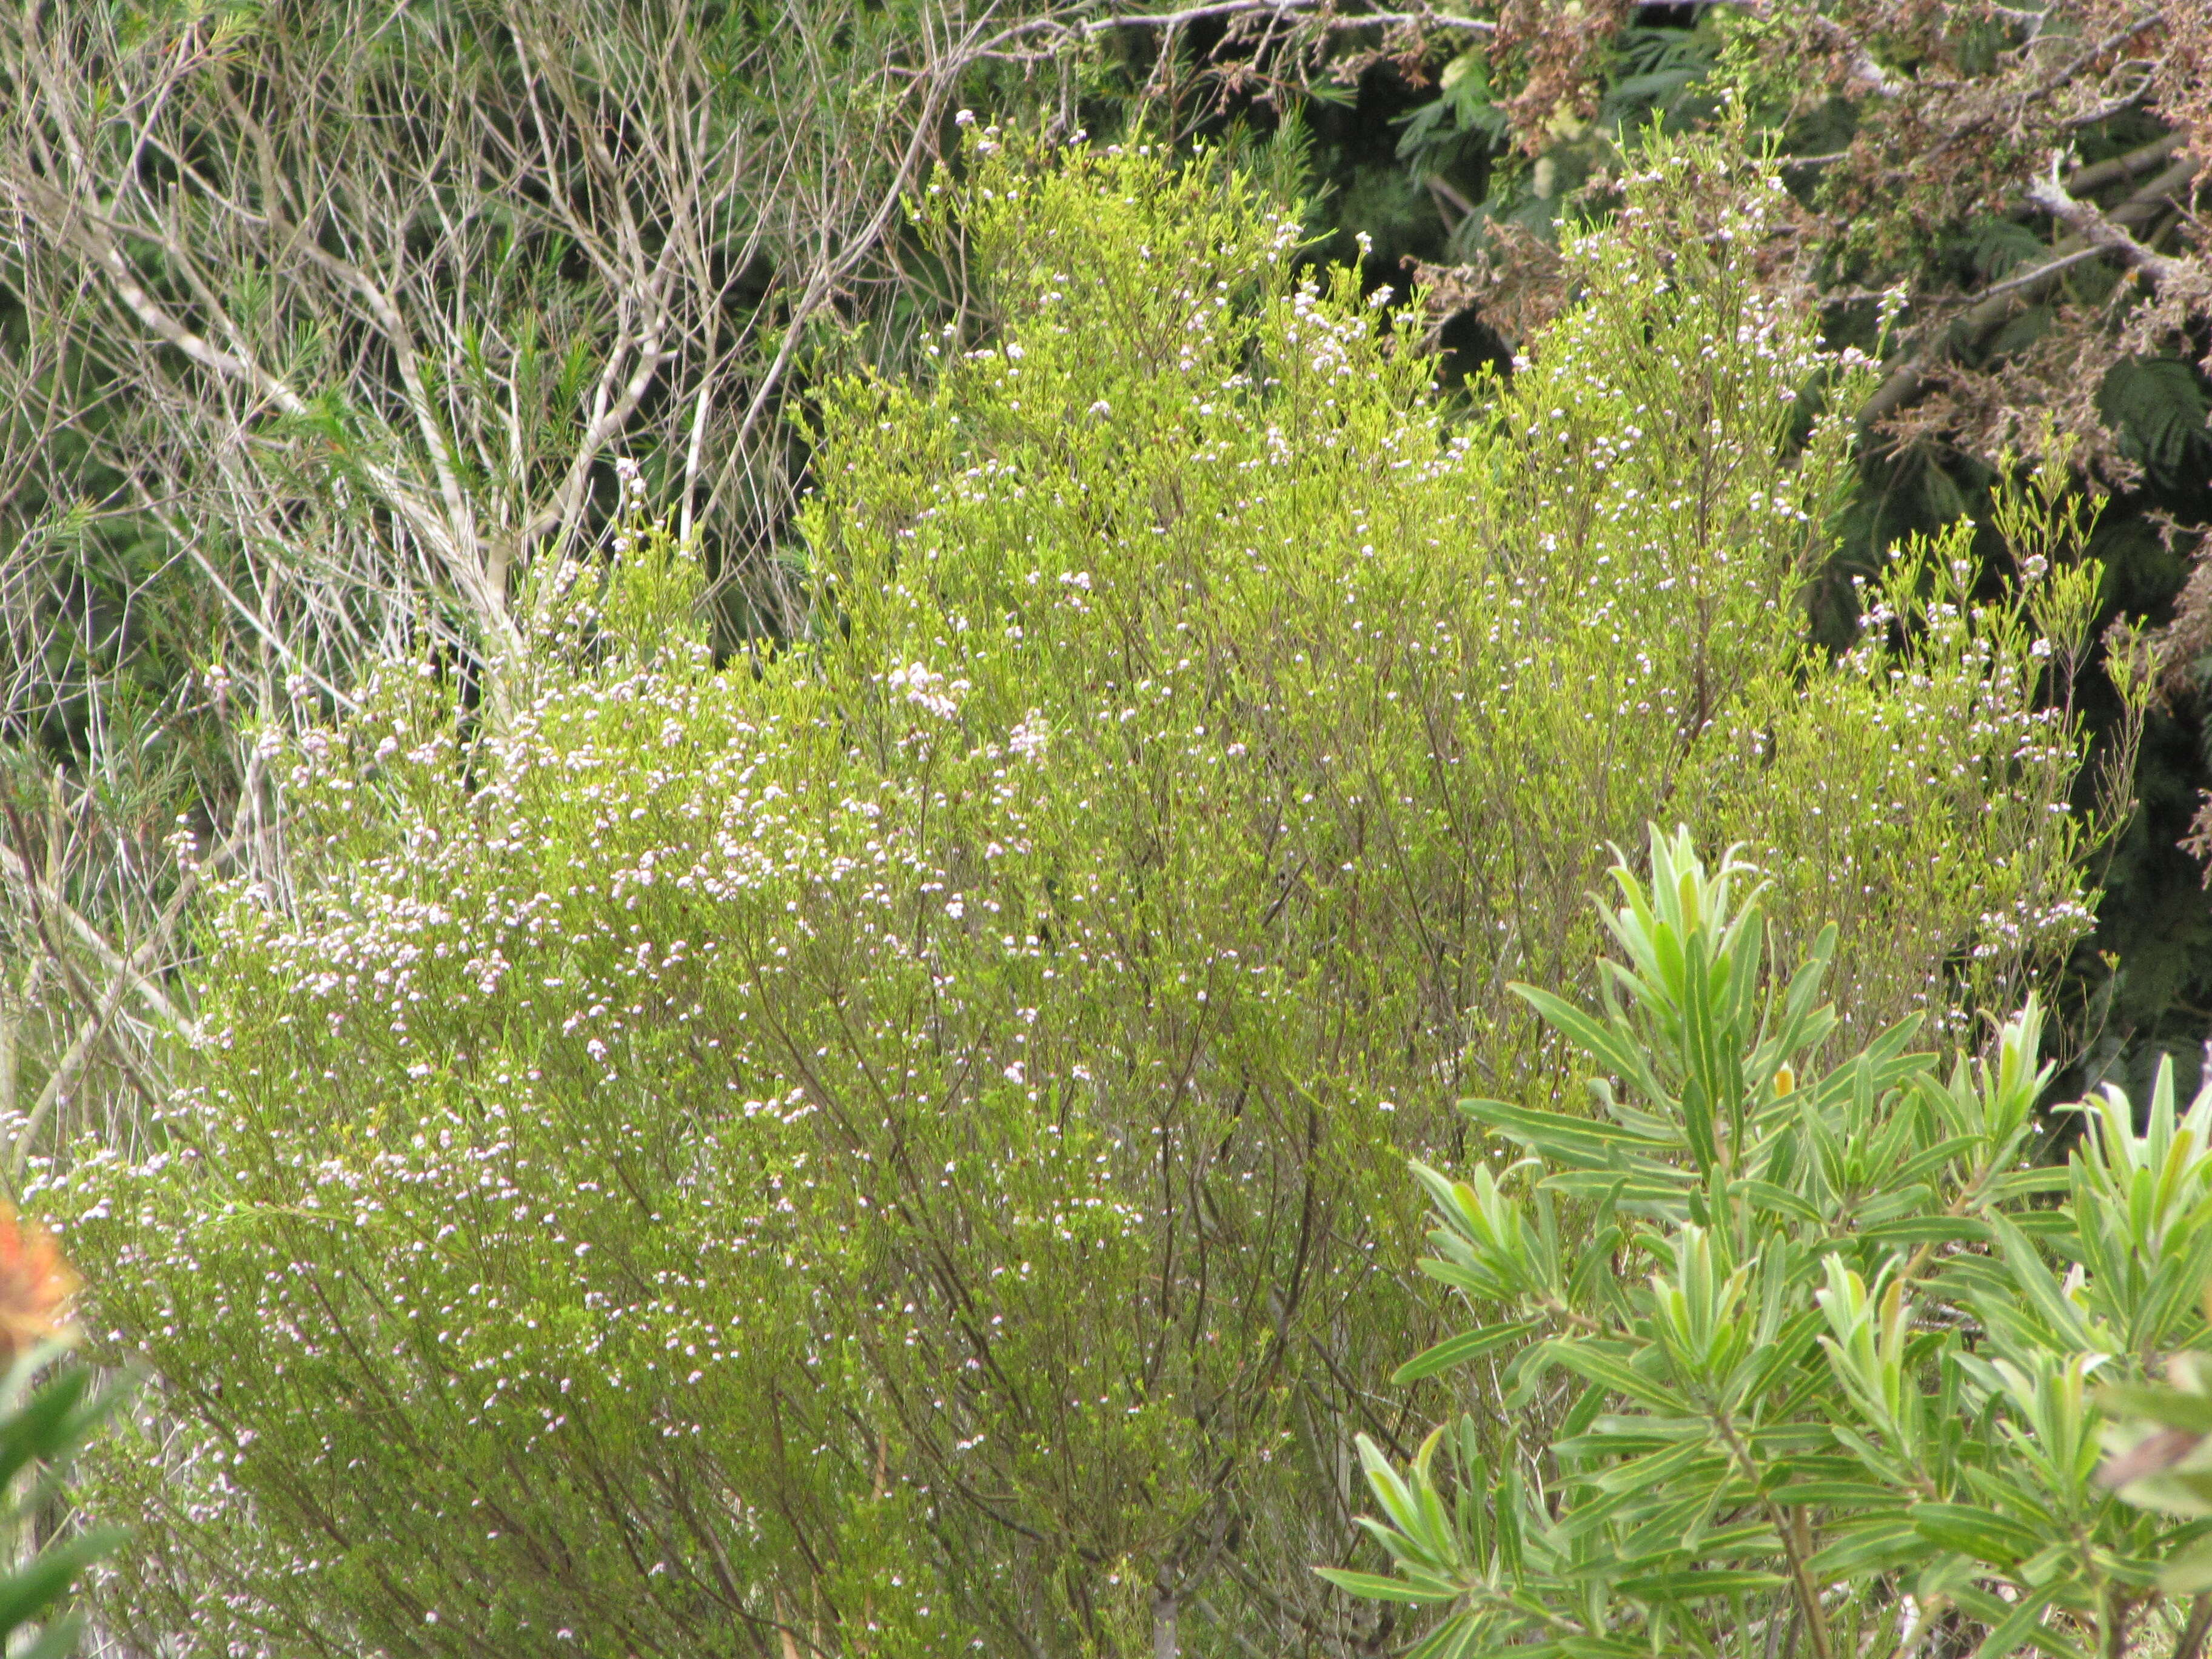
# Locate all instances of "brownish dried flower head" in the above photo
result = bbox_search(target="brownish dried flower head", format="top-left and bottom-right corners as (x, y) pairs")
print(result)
(0, 1206), (81, 1366)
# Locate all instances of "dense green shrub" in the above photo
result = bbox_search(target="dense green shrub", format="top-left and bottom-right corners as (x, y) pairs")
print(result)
(1333, 828), (2212, 1658)
(49, 130), (2129, 1657)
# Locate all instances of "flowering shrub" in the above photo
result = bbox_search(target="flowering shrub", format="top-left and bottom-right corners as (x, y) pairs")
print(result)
(1331, 829), (2212, 1658)
(50, 131), (2131, 1655)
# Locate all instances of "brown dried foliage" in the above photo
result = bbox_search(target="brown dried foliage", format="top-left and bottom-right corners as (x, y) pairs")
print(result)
(2079, 0), (2212, 176)
(1489, 0), (1634, 154)
(1411, 223), (1570, 350)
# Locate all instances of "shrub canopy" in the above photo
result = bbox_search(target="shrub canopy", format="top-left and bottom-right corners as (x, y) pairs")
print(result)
(51, 129), (2129, 1657)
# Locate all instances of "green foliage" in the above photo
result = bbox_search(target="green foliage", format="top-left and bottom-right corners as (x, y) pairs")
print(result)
(2103, 1353), (2212, 1596)
(0, 1352), (127, 1659)
(2099, 360), (2212, 489)
(1335, 828), (2212, 1658)
(52, 130), (2125, 1656)
(1254, 4), (2212, 1099)
(1398, 19), (1724, 254)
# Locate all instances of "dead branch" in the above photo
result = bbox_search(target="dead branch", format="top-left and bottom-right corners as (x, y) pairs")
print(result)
(2028, 151), (2197, 286)
(1856, 153), (2200, 437)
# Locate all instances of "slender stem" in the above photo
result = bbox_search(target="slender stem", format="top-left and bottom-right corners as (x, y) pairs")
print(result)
(1537, 1293), (1609, 1335)
(1710, 1409), (1834, 1659)
(2174, 1593), (2212, 1659)
(2102, 1584), (2136, 1659)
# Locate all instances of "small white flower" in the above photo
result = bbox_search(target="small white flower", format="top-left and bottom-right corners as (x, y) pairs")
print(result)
(888, 661), (961, 720)
(1008, 712), (1048, 758)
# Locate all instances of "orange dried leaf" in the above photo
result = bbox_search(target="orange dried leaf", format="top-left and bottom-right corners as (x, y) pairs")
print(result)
(0, 1206), (80, 1364)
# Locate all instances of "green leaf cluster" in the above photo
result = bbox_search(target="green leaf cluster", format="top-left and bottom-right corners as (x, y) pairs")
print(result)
(1335, 828), (2212, 1658)
(0, 1351), (127, 1659)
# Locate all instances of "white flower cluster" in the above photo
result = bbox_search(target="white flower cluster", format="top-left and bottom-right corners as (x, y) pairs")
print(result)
(886, 660), (967, 720)
(1007, 711), (1048, 759)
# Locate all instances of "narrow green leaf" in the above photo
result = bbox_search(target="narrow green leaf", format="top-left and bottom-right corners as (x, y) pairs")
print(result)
(1774, 1481), (1898, 1506)
(2101, 1382), (2212, 1435)
(1856, 1216), (1988, 1248)
(1808, 1518), (1922, 1577)
(1313, 1568), (1461, 1605)
(1969, 1583), (2057, 1658)
(1394, 1321), (1542, 1386)
(1404, 1615), (1487, 1659)
(9, 1613), (88, 1659)
(1589, 1434), (1723, 1496)
(1737, 1180), (1823, 1224)
(0, 1528), (127, 1634)
(2162, 1533), (2212, 1593)
(1509, 986), (1664, 1101)
(1613, 1568), (1785, 1600)
(1949, 1585), (2076, 1659)
(1909, 1503), (2040, 1564)
(1462, 1099), (1644, 1165)
(1545, 1343), (1691, 1413)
